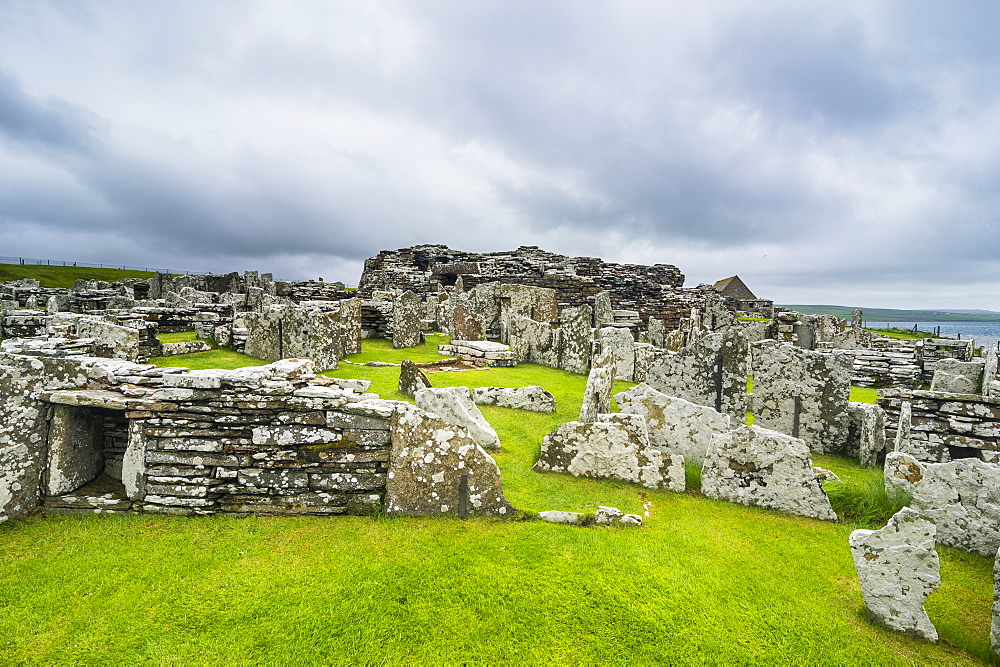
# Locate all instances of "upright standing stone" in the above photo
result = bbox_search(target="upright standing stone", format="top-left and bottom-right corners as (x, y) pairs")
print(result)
(415, 387), (501, 450)
(559, 304), (592, 374)
(452, 300), (484, 341)
(702, 425), (837, 521)
(884, 452), (1000, 557)
(580, 349), (615, 423)
(992, 546), (1000, 657)
(984, 350), (999, 400)
(849, 508), (940, 642)
(385, 405), (513, 517)
(615, 384), (731, 462)
(398, 360), (432, 397)
(647, 318), (666, 348)
(645, 330), (749, 425)
(850, 402), (886, 468)
(751, 340), (852, 454)
(597, 326), (635, 382)
(534, 413), (684, 491)
(593, 291), (614, 328)
(392, 291), (425, 349)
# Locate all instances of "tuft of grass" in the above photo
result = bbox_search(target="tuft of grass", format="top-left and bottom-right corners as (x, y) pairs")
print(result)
(0, 263), (154, 288)
(812, 454), (910, 529)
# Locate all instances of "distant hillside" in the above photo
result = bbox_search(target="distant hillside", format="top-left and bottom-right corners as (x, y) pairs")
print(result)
(0, 264), (154, 289)
(779, 305), (1000, 322)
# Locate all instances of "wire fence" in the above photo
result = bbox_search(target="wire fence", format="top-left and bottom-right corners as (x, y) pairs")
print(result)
(0, 256), (201, 275)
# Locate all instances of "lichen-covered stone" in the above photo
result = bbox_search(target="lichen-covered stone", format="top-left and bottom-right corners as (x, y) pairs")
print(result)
(579, 350), (615, 423)
(45, 404), (104, 496)
(472, 386), (555, 413)
(592, 291), (614, 328)
(597, 326), (635, 382)
(392, 290), (425, 349)
(884, 452), (1000, 556)
(751, 340), (852, 454)
(645, 330), (749, 425)
(534, 413), (684, 491)
(384, 405), (513, 517)
(559, 304), (592, 374)
(595, 505), (642, 526)
(415, 386), (501, 450)
(849, 507), (940, 642)
(848, 402), (886, 468)
(615, 383), (731, 462)
(398, 360), (432, 397)
(702, 425), (837, 521)
(930, 358), (985, 394)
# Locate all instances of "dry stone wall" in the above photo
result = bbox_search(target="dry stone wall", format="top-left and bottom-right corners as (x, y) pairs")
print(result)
(878, 388), (1000, 463)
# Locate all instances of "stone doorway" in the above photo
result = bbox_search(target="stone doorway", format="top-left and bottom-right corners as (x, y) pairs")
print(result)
(42, 404), (132, 515)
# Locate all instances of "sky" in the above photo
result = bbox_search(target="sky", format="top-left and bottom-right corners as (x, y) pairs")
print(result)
(0, 1), (998, 309)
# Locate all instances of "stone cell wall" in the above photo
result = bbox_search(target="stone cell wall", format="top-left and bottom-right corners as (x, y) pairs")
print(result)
(878, 388), (1000, 463)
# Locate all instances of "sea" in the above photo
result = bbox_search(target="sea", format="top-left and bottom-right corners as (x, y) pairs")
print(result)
(865, 321), (1000, 354)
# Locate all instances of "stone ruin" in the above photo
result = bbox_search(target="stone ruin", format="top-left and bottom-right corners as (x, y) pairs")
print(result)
(0, 352), (513, 522)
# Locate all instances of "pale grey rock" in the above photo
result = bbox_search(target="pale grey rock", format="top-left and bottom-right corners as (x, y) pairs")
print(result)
(398, 360), (432, 397)
(244, 304), (349, 371)
(159, 341), (211, 356)
(615, 383), (731, 462)
(849, 402), (887, 468)
(559, 304), (592, 374)
(984, 351), (999, 401)
(891, 401), (942, 462)
(534, 413), (685, 491)
(593, 291), (614, 328)
(385, 405), (513, 517)
(415, 386), (501, 450)
(647, 318), (666, 348)
(500, 283), (559, 324)
(645, 329), (750, 424)
(472, 386), (555, 412)
(597, 326), (635, 382)
(44, 404), (104, 495)
(509, 335), (529, 364)
(751, 340), (852, 454)
(702, 425), (838, 521)
(702, 294), (738, 332)
(849, 507), (940, 642)
(884, 452), (1000, 556)
(392, 291), (425, 349)
(595, 505), (643, 526)
(632, 343), (659, 383)
(508, 315), (561, 369)
(930, 358), (985, 394)
(579, 349), (615, 423)
(538, 510), (585, 525)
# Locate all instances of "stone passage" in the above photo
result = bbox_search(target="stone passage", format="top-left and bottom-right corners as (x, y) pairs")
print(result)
(850, 507), (940, 642)
(701, 425), (837, 521)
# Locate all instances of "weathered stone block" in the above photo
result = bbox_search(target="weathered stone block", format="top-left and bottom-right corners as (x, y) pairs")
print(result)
(472, 386), (555, 413)
(415, 386), (501, 450)
(701, 425), (837, 521)
(534, 413), (684, 491)
(849, 507), (939, 642)
(615, 384), (731, 463)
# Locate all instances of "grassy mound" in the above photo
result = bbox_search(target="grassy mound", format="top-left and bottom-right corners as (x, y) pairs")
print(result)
(1, 335), (994, 663)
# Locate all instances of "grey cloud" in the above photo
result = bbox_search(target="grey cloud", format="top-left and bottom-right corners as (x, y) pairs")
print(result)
(0, 71), (104, 155)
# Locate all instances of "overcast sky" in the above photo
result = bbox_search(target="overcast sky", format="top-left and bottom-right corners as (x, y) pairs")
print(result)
(1, 1), (998, 309)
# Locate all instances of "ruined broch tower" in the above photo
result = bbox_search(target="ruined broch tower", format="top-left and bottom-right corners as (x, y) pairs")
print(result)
(357, 244), (719, 329)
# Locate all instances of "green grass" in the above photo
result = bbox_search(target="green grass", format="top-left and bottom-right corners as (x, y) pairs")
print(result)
(0, 263), (154, 288)
(867, 327), (941, 340)
(157, 330), (201, 343)
(849, 385), (879, 404)
(148, 348), (267, 370)
(4, 336), (992, 663)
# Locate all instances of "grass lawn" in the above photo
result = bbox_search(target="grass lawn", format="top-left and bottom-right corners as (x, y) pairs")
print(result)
(0, 263), (154, 288)
(1, 335), (993, 664)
